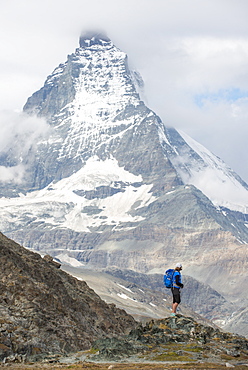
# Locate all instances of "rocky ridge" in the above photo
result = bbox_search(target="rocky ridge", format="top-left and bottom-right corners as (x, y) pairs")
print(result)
(0, 232), (136, 361)
(90, 315), (248, 366)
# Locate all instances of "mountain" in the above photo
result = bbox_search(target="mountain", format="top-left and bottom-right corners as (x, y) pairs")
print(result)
(0, 32), (247, 336)
(0, 231), (136, 360)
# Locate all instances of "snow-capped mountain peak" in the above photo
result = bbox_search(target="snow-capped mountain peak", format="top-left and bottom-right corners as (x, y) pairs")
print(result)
(79, 31), (112, 47)
(22, 32), (144, 170)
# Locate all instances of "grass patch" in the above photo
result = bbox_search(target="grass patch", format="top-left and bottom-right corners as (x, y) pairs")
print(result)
(184, 344), (204, 352)
(85, 347), (99, 354)
(152, 351), (194, 362)
(4, 362), (244, 369)
(220, 353), (237, 360)
(158, 323), (170, 330)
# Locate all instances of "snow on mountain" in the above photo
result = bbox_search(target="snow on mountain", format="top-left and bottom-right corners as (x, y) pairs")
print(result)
(24, 34), (142, 165)
(55, 253), (85, 267)
(169, 130), (248, 213)
(156, 123), (248, 213)
(0, 155), (156, 233)
(1, 34), (248, 337)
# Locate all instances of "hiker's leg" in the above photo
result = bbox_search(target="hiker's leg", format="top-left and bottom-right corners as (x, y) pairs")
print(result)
(172, 288), (181, 313)
(172, 302), (178, 313)
(171, 288), (175, 311)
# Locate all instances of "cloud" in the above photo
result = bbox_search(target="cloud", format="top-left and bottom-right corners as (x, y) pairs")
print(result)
(186, 165), (248, 212)
(0, 164), (26, 184)
(0, 110), (51, 183)
(0, 110), (50, 153)
(135, 36), (248, 182)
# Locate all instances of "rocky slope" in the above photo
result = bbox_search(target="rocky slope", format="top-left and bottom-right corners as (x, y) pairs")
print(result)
(0, 232), (136, 361)
(89, 315), (248, 366)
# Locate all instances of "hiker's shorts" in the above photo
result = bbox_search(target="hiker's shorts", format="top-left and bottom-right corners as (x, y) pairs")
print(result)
(171, 287), (181, 304)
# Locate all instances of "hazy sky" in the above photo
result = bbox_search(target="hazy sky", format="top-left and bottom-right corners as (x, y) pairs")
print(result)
(1, 0), (248, 181)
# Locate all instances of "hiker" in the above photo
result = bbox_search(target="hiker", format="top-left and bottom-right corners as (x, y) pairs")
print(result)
(171, 262), (183, 315)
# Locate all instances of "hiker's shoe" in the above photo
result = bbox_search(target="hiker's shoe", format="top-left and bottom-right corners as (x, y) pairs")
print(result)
(170, 313), (176, 316)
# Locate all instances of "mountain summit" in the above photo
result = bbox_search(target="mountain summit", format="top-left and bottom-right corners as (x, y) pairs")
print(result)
(21, 32), (143, 190)
(0, 33), (247, 335)
(79, 31), (111, 47)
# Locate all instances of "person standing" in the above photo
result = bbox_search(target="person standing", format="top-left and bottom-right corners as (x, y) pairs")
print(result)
(171, 263), (183, 316)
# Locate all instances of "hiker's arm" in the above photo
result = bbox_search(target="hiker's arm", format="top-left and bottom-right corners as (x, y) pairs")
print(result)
(175, 274), (184, 288)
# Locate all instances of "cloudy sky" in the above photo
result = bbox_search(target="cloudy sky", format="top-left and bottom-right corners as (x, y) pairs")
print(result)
(1, 0), (248, 181)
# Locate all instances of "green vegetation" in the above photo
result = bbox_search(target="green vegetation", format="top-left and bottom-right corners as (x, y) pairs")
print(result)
(152, 351), (194, 362)
(184, 344), (204, 352)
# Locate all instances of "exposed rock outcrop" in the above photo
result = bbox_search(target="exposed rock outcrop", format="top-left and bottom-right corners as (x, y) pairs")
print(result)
(91, 315), (248, 365)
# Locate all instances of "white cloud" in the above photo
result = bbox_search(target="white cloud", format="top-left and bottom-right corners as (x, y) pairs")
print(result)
(0, 111), (51, 183)
(0, 164), (25, 184)
(0, 110), (50, 154)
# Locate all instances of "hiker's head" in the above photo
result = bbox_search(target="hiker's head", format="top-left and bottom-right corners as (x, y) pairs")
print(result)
(175, 263), (182, 271)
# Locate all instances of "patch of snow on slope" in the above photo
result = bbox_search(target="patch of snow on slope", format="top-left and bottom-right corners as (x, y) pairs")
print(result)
(52, 155), (142, 191)
(117, 293), (136, 302)
(149, 302), (156, 307)
(175, 130), (248, 213)
(55, 253), (85, 267)
(117, 283), (133, 293)
(0, 156), (156, 233)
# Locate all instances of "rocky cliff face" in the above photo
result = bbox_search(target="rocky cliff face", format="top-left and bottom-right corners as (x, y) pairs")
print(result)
(21, 31), (145, 191)
(0, 232), (136, 360)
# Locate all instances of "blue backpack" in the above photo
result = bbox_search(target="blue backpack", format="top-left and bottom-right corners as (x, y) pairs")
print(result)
(164, 269), (174, 288)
